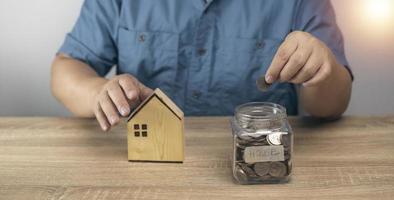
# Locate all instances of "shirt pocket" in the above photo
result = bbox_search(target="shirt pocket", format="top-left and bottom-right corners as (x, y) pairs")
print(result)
(117, 27), (179, 91)
(213, 36), (292, 107)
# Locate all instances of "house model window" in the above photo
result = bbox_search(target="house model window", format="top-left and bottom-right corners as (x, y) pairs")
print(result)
(134, 124), (148, 137)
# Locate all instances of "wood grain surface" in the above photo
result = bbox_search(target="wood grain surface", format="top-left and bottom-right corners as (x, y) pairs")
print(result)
(0, 117), (393, 200)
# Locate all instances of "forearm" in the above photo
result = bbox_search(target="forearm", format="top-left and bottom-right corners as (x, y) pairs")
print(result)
(51, 54), (108, 117)
(300, 63), (352, 118)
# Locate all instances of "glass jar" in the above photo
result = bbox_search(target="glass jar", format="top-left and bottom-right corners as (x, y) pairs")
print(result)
(231, 102), (293, 184)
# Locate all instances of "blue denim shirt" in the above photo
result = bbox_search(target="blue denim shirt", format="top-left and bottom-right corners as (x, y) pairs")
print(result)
(59, 0), (350, 116)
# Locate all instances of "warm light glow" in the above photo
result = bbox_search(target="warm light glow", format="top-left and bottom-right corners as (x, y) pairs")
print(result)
(363, 0), (393, 23)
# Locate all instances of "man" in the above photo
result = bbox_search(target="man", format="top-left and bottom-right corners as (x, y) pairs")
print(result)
(51, 0), (353, 131)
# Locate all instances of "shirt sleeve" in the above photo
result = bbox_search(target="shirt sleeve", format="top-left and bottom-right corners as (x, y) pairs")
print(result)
(58, 0), (121, 76)
(293, 0), (354, 80)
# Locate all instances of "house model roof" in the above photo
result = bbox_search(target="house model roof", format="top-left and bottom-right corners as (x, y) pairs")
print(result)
(127, 88), (184, 121)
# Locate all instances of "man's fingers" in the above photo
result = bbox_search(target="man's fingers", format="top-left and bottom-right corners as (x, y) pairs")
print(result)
(99, 93), (120, 126)
(118, 76), (147, 112)
(138, 83), (154, 100)
(279, 48), (312, 82)
(118, 76), (139, 101)
(118, 74), (153, 100)
(107, 84), (130, 117)
(92, 74), (154, 131)
(112, 74), (153, 117)
(94, 103), (110, 131)
(303, 63), (331, 87)
(266, 38), (298, 83)
(290, 53), (322, 84)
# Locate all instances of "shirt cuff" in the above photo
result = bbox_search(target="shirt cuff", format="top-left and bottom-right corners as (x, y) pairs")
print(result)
(57, 34), (114, 76)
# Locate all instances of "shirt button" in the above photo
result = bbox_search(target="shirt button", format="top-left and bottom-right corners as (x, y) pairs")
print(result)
(138, 34), (145, 42)
(256, 41), (264, 49)
(192, 90), (202, 99)
(197, 48), (207, 56)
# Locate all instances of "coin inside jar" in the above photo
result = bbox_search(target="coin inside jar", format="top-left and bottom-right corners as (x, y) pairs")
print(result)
(267, 132), (284, 146)
(231, 102), (293, 184)
(239, 163), (258, 177)
(253, 162), (271, 176)
(281, 134), (291, 147)
(269, 162), (287, 177)
(256, 76), (272, 92)
(234, 165), (249, 183)
(235, 147), (245, 162)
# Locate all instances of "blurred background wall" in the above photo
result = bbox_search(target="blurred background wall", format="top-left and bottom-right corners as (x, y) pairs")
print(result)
(0, 0), (393, 116)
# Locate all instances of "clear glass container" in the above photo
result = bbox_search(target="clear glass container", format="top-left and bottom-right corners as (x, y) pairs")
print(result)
(231, 102), (293, 184)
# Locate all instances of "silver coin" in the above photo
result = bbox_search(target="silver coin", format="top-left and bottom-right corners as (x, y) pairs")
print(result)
(247, 141), (269, 146)
(268, 162), (287, 177)
(243, 134), (267, 145)
(237, 137), (252, 146)
(256, 76), (272, 92)
(234, 165), (249, 183)
(267, 132), (283, 146)
(286, 160), (292, 175)
(252, 135), (268, 144)
(281, 134), (291, 148)
(239, 163), (258, 177)
(253, 162), (271, 177)
(236, 140), (247, 149)
(236, 147), (245, 162)
(238, 135), (254, 143)
(284, 151), (291, 160)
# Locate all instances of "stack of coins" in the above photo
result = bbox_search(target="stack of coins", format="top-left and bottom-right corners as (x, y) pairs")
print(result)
(233, 132), (292, 184)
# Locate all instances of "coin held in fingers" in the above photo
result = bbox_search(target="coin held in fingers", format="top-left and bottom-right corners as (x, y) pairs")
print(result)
(256, 76), (272, 92)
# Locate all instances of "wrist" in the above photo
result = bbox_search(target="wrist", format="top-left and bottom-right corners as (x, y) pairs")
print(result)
(84, 77), (108, 112)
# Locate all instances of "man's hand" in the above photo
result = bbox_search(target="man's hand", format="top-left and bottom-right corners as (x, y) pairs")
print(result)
(51, 55), (154, 131)
(91, 74), (153, 131)
(264, 31), (352, 118)
(266, 31), (339, 87)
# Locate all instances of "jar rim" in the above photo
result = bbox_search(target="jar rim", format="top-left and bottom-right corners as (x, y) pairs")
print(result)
(235, 102), (287, 121)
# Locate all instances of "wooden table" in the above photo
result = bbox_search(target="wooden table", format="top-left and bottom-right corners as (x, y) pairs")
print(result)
(0, 117), (393, 199)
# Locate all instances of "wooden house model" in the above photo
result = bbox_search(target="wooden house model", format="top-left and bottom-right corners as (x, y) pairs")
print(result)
(127, 88), (184, 162)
